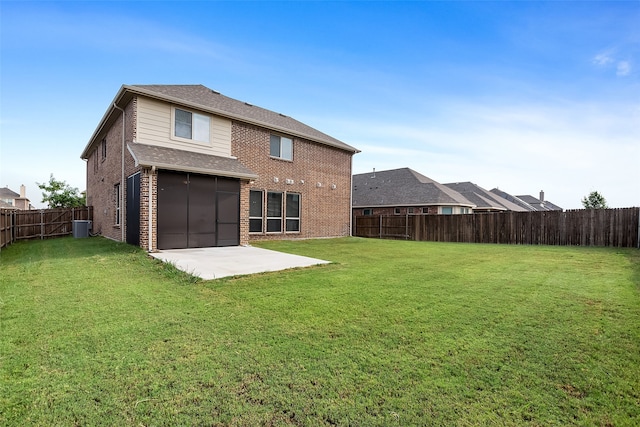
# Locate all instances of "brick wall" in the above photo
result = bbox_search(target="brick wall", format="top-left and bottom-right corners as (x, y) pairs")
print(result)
(232, 121), (353, 241)
(85, 99), (140, 242)
(139, 168), (158, 251)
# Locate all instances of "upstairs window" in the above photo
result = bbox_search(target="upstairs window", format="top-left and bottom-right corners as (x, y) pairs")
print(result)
(270, 135), (293, 161)
(101, 138), (107, 161)
(174, 108), (210, 143)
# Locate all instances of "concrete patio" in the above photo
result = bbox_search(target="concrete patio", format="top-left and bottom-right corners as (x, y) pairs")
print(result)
(149, 245), (330, 280)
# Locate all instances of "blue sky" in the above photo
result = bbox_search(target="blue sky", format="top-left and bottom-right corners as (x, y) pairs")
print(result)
(1, 1), (638, 209)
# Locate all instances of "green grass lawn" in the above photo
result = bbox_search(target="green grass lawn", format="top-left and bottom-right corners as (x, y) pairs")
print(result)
(1, 237), (639, 426)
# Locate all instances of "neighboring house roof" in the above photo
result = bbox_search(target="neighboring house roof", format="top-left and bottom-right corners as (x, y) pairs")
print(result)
(490, 188), (536, 211)
(0, 187), (19, 198)
(444, 182), (529, 212)
(127, 143), (258, 180)
(352, 168), (475, 208)
(81, 84), (359, 159)
(516, 194), (563, 211)
(490, 188), (563, 211)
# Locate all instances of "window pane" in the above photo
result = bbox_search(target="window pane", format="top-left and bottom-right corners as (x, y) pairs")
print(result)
(270, 135), (281, 157)
(175, 109), (192, 139)
(286, 193), (299, 217)
(250, 190), (263, 217)
(192, 113), (210, 142)
(442, 207), (452, 214)
(249, 218), (262, 233)
(286, 219), (299, 232)
(267, 192), (282, 217)
(267, 218), (281, 232)
(281, 137), (293, 160)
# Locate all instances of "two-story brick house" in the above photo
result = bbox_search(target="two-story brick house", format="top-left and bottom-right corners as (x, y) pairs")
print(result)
(80, 84), (359, 251)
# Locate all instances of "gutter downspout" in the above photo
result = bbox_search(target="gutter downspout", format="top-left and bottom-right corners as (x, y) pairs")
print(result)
(349, 155), (354, 237)
(150, 166), (155, 252)
(113, 103), (125, 243)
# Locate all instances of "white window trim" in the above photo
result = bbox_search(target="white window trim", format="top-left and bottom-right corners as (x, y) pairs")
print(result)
(171, 106), (212, 146)
(270, 135), (293, 161)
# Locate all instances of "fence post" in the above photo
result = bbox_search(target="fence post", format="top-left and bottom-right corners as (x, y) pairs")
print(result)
(405, 212), (409, 239)
(379, 215), (382, 239)
(637, 207), (640, 249)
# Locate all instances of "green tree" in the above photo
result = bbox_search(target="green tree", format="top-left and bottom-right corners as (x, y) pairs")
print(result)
(581, 191), (608, 209)
(37, 174), (86, 208)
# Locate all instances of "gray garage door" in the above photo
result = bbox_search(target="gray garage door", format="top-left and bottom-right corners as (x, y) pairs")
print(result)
(157, 171), (239, 249)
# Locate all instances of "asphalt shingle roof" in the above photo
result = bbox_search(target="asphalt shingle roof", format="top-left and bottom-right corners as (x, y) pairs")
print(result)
(444, 182), (529, 211)
(352, 168), (474, 207)
(0, 187), (20, 199)
(490, 188), (563, 211)
(490, 189), (535, 211)
(127, 143), (258, 180)
(516, 194), (563, 211)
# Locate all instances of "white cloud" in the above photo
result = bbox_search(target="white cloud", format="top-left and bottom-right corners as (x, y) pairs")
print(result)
(616, 61), (631, 76)
(343, 98), (640, 209)
(593, 52), (613, 66)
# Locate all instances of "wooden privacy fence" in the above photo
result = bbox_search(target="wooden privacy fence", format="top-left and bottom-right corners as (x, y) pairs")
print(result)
(353, 208), (640, 248)
(0, 207), (93, 249)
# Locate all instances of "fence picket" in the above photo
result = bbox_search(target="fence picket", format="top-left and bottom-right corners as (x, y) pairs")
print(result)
(0, 207), (93, 249)
(354, 208), (640, 248)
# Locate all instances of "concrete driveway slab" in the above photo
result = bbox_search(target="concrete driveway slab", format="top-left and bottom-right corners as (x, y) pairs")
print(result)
(149, 246), (329, 280)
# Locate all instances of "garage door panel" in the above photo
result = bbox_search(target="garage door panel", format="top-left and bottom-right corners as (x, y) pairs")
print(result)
(217, 191), (240, 246)
(188, 174), (216, 247)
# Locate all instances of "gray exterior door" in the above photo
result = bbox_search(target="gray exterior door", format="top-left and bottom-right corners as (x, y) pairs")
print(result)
(126, 173), (140, 246)
(157, 171), (239, 250)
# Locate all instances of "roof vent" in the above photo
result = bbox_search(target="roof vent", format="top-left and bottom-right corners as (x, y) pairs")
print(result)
(245, 102), (253, 107)
(279, 113), (288, 117)
(211, 89), (220, 95)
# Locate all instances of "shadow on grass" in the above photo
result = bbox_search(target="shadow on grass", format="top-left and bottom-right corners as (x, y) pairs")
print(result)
(1, 236), (200, 285)
(0, 236), (140, 266)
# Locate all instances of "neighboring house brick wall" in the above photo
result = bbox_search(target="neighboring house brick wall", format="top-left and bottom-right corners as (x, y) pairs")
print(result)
(232, 121), (352, 241)
(354, 207), (439, 216)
